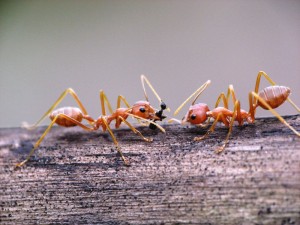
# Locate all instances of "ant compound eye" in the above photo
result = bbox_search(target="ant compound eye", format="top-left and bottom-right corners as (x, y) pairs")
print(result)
(190, 114), (196, 120)
(139, 107), (146, 113)
(160, 102), (167, 110)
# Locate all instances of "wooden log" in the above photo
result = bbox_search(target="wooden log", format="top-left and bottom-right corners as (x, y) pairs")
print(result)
(0, 115), (300, 224)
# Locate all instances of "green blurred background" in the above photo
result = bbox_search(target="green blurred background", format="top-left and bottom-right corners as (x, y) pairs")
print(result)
(0, 0), (299, 127)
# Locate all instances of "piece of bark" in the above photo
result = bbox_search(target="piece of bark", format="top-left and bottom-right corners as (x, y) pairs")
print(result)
(0, 115), (300, 224)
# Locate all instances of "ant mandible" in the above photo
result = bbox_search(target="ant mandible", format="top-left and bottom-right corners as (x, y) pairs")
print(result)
(171, 71), (299, 153)
(16, 75), (167, 167)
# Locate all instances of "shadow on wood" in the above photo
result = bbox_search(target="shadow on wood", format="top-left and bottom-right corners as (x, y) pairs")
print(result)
(0, 115), (300, 224)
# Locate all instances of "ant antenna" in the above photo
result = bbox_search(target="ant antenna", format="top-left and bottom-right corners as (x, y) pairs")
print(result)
(174, 80), (211, 116)
(141, 75), (169, 130)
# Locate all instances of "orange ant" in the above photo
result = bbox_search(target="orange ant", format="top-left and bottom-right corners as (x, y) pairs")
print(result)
(16, 75), (168, 167)
(171, 71), (299, 152)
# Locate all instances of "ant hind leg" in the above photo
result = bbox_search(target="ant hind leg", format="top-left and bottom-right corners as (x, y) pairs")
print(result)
(251, 92), (299, 136)
(254, 71), (299, 112)
(23, 88), (92, 130)
(16, 114), (95, 168)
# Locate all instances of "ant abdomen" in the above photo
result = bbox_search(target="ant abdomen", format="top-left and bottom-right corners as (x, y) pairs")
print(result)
(50, 107), (83, 127)
(258, 86), (291, 110)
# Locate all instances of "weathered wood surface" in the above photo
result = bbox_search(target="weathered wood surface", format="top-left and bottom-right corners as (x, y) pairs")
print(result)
(0, 115), (300, 225)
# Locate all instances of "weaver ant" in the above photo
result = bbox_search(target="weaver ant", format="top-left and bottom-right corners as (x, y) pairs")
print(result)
(171, 71), (299, 153)
(16, 75), (167, 167)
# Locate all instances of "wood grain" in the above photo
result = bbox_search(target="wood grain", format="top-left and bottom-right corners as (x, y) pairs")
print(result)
(0, 115), (300, 224)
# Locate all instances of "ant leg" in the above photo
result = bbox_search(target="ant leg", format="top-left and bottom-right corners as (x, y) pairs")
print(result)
(194, 114), (222, 141)
(212, 90), (231, 129)
(99, 117), (129, 165)
(212, 85), (238, 129)
(167, 118), (182, 124)
(174, 80), (211, 116)
(126, 113), (166, 134)
(215, 93), (228, 108)
(117, 95), (131, 109)
(215, 100), (240, 153)
(216, 85), (238, 108)
(99, 90), (114, 116)
(251, 92), (299, 136)
(16, 114), (95, 167)
(254, 71), (276, 93)
(249, 72), (278, 121)
(118, 116), (153, 142)
(24, 88), (92, 130)
(248, 92), (256, 122)
(254, 71), (299, 112)
(226, 85), (237, 106)
(225, 85), (244, 125)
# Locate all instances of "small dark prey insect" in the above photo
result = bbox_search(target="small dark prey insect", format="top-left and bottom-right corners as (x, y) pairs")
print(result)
(170, 71), (299, 152)
(16, 75), (168, 167)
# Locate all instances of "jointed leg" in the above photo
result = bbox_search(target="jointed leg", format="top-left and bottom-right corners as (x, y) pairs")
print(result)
(117, 95), (131, 109)
(254, 71), (276, 94)
(223, 86), (244, 125)
(194, 114), (222, 141)
(251, 92), (299, 136)
(100, 117), (129, 165)
(118, 116), (153, 142)
(24, 88), (91, 130)
(126, 113), (166, 134)
(99, 90), (114, 116)
(215, 85), (237, 108)
(215, 93), (228, 109)
(215, 100), (240, 153)
(16, 114), (95, 167)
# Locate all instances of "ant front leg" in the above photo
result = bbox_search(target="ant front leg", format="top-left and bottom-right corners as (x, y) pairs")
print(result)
(215, 100), (241, 153)
(98, 117), (129, 165)
(194, 114), (222, 142)
(24, 88), (92, 130)
(118, 116), (153, 142)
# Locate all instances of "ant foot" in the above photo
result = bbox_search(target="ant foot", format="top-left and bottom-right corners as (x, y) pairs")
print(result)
(15, 160), (27, 168)
(145, 137), (153, 142)
(194, 136), (205, 141)
(123, 158), (130, 166)
(215, 146), (225, 154)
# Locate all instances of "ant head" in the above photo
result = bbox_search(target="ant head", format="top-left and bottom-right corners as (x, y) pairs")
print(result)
(182, 103), (210, 125)
(131, 101), (159, 120)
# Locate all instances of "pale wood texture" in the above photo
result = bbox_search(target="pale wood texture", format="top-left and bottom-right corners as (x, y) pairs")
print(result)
(0, 115), (300, 224)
